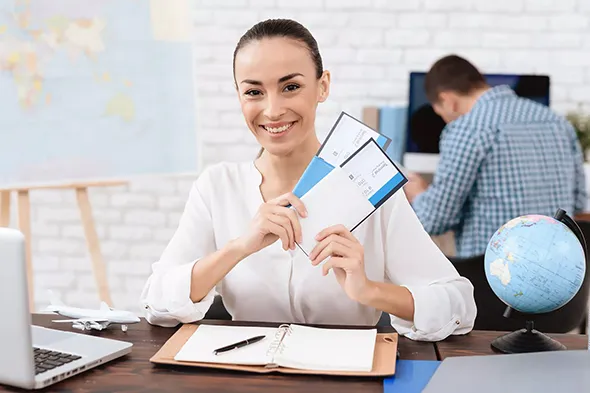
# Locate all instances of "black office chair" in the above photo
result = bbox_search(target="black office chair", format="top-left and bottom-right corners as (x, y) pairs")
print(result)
(203, 295), (232, 320)
(204, 295), (393, 326)
(449, 220), (590, 334)
(377, 312), (391, 327)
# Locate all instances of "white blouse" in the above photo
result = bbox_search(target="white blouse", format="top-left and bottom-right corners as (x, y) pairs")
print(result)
(140, 161), (477, 341)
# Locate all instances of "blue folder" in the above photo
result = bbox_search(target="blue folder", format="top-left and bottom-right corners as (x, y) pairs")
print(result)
(383, 360), (441, 393)
(292, 156), (335, 199)
(378, 106), (407, 164)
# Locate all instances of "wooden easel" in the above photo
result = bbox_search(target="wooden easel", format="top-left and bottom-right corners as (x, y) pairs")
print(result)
(0, 180), (127, 311)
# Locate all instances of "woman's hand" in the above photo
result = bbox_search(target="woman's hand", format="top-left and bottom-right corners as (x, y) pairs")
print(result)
(236, 192), (307, 256)
(309, 224), (371, 302)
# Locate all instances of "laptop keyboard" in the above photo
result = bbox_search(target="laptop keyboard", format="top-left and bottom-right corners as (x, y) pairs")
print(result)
(33, 347), (82, 375)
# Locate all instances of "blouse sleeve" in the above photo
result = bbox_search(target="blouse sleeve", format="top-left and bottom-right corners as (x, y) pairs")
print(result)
(383, 192), (477, 341)
(140, 168), (218, 327)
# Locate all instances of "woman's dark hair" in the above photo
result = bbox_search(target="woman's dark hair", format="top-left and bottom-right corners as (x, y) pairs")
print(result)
(232, 18), (323, 80)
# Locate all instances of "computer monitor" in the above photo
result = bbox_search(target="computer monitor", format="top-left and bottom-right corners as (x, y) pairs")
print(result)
(406, 72), (551, 155)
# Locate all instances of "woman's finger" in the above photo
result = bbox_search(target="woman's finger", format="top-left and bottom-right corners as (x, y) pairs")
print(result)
(263, 219), (291, 251)
(311, 240), (353, 266)
(309, 234), (354, 261)
(266, 213), (294, 250)
(322, 257), (355, 276)
(268, 205), (302, 244)
(271, 192), (307, 218)
(315, 224), (357, 243)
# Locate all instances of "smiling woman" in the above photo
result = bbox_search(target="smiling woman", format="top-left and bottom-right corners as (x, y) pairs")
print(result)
(231, 19), (329, 161)
(140, 19), (477, 342)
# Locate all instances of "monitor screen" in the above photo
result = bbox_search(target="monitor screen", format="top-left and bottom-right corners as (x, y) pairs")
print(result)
(406, 72), (550, 154)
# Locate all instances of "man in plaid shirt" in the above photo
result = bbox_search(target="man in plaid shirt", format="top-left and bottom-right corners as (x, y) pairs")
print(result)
(405, 55), (587, 258)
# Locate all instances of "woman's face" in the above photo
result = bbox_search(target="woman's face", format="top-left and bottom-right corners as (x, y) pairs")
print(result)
(234, 37), (330, 157)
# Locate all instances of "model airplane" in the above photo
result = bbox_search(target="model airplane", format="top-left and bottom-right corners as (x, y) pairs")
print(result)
(45, 291), (140, 332)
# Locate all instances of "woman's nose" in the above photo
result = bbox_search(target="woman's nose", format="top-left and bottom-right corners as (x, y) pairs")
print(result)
(263, 94), (286, 120)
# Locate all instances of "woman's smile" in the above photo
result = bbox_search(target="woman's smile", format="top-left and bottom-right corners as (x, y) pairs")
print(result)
(260, 121), (296, 138)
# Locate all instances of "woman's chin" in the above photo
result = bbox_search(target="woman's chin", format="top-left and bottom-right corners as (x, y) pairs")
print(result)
(261, 143), (299, 157)
(255, 124), (316, 158)
(258, 134), (301, 157)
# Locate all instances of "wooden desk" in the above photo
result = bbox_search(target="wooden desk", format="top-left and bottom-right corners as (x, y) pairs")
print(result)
(436, 330), (588, 359)
(0, 314), (437, 393)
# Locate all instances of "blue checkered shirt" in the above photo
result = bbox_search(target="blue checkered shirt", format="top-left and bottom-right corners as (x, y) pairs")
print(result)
(412, 85), (587, 257)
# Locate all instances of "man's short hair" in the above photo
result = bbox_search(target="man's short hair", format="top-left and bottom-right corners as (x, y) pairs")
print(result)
(424, 55), (487, 103)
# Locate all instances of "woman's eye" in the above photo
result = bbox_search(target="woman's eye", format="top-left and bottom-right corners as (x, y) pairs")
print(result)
(245, 89), (261, 96)
(284, 84), (300, 92)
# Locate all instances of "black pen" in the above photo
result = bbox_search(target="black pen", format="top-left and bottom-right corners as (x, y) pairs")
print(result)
(213, 335), (266, 355)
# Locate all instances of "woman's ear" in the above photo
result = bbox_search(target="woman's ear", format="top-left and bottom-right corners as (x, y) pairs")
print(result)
(318, 70), (331, 103)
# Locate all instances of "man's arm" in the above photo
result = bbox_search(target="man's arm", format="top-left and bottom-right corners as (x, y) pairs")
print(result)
(411, 123), (486, 235)
(569, 123), (587, 214)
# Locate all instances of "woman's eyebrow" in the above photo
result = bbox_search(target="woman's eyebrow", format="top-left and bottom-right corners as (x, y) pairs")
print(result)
(240, 73), (304, 85)
(278, 72), (303, 83)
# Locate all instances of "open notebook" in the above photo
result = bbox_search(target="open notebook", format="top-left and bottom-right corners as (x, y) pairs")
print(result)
(173, 324), (377, 372)
(150, 323), (398, 376)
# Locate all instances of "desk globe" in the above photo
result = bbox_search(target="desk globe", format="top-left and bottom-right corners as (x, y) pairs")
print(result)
(484, 209), (587, 353)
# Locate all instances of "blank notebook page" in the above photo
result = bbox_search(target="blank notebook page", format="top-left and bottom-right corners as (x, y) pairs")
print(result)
(275, 324), (377, 372)
(174, 325), (278, 366)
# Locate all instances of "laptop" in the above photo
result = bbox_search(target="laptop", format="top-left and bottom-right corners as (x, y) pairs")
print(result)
(0, 227), (133, 389)
(423, 350), (590, 393)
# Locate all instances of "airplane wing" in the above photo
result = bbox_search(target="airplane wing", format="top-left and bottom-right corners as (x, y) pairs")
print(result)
(52, 318), (109, 323)
(52, 318), (112, 331)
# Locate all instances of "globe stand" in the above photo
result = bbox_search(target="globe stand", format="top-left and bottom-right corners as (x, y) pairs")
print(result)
(491, 307), (566, 354)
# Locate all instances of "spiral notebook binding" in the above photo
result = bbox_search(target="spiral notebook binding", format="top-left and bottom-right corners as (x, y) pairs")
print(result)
(264, 324), (293, 366)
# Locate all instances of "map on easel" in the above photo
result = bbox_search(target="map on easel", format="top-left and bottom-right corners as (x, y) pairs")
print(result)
(0, 0), (196, 309)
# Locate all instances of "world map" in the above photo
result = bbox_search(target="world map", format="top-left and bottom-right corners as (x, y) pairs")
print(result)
(0, 0), (196, 185)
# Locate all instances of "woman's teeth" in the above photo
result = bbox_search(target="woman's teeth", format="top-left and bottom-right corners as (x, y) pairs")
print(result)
(264, 123), (293, 133)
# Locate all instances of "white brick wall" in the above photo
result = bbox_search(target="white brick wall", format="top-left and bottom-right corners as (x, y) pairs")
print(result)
(7, 0), (590, 315)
